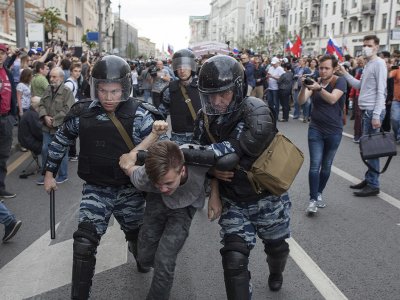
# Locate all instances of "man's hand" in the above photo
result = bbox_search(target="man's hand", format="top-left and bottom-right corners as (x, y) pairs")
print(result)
(119, 151), (138, 173)
(44, 116), (54, 128)
(372, 118), (381, 129)
(44, 172), (57, 193)
(208, 193), (222, 221)
(152, 120), (168, 136)
(336, 65), (348, 76)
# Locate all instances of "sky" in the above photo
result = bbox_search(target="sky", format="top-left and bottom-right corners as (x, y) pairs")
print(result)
(110, 0), (211, 52)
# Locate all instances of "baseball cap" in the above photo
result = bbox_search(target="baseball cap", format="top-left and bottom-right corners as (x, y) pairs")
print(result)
(271, 57), (280, 64)
(0, 44), (8, 53)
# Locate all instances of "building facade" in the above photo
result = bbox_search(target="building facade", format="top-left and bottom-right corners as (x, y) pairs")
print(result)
(192, 0), (400, 57)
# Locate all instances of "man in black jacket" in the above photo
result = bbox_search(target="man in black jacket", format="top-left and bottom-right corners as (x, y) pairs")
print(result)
(18, 96), (43, 155)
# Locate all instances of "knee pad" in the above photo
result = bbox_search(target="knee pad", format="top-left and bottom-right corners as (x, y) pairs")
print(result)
(73, 222), (99, 258)
(264, 239), (289, 258)
(221, 235), (250, 276)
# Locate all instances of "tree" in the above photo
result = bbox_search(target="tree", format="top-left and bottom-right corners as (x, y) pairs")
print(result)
(126, 42), (136, 59)
(37, 7), (61, 43)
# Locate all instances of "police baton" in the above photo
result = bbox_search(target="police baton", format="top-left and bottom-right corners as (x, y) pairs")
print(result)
(50, 189), (56, 239)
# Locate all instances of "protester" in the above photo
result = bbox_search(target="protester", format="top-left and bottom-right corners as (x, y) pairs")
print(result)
(121, 140), (221, 300)
(339, 35), (387, 197)
(0, 43), (17, 199)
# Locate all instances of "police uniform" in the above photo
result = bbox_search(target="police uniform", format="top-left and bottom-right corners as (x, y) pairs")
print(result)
(159, 77), (201, 145)
(193, 55), (291, 299)
(45, 55), (168, 299)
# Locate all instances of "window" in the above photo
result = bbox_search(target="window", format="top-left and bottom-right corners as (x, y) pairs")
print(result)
(370, 16), (375, 31)
(340, 21), (343, 34)
(352, 0), (356, 8)
(295, 13), (297, 24)
(333, 2), (336, 15)
(324, 24), (327, 37)
(358, 20), (362, 32)
(305, 8), (308, 19)
(325, 4), (328, 17)
(382, 13), (387, 30)
(331, 23), (335, 35)
(396, 11), (400, 28)
(290, 14), (292, 25)
(348, 22), (352, 34)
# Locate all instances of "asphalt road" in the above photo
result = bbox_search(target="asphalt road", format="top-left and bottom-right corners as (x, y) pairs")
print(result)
(0, 116), (399, 300)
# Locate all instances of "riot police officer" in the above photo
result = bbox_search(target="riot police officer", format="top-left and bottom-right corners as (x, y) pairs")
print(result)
(42, 55), (165, 299)
(193, 55), (292, 299)
(158, 49), (201, 145)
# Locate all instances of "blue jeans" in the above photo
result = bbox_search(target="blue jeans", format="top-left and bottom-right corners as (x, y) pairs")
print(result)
(308, 127), (342, 200)
(41, 131), (68, 180)
(267, 89), (279, 121)
(0, 202), (15, 226)
(143, 90), (152, 105)
(361, 110), (386, 188)
(391, 101), (400, 141)
(293, 89), (311, 119)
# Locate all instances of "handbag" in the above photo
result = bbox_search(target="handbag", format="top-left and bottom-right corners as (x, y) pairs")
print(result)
(246, 132), (304, 195)
(359, 132), (397, 174)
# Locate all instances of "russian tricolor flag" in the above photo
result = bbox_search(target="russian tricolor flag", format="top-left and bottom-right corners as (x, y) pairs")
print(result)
(326, 38), (344, 62)
(285, 39), (293, 52)
(232, 47), (239, 55)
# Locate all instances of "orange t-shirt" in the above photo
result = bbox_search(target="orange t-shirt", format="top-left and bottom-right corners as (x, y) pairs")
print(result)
(389, 69), (400, 101)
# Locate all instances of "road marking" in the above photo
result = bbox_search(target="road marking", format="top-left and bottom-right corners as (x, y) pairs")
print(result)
(331, 166), (400, 210)
(6, 152), (31, 175)
(0, 222), (127, 299)
(288, 238), (348, 300)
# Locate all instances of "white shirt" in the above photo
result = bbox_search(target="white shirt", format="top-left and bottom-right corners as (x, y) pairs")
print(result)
(267, 66), (285, 90)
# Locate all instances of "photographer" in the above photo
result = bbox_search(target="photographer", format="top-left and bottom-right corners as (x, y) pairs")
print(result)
(139, 62), (154, 104)
(298, 54), (347, 216)
(151, 60), (170, 108)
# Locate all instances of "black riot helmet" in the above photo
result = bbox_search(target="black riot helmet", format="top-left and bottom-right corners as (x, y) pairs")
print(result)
(172, 49), (197, 78)
(198, 55), (246, 115)
(90, 55), (132, 102)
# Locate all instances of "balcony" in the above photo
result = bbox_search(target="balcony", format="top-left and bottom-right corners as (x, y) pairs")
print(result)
(312, 0), (321, 6)
(362, 1), (376, 15)
(311, 15), (320, 24)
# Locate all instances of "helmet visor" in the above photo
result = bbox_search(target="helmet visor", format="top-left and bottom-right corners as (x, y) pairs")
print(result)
(172, 57), (196, 72)
(200, 87), (241, 115)
(90, 76), (131, 102)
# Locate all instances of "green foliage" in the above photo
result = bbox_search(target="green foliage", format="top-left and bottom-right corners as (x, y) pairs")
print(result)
(126, 42), (136, 59)
(37, 7), (61, 42)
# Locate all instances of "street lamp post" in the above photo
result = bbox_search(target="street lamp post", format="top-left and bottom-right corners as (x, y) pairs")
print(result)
(118, 1), (121, 55)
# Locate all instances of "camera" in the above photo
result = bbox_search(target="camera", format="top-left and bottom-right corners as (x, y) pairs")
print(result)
(304, 76), (314, 85)
(148, 61), (158, 77)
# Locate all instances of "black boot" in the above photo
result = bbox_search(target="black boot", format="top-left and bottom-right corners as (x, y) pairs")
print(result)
(265, 240), (289, 292)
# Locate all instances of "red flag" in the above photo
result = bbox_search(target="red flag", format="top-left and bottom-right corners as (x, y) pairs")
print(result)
(291, 35), (302, 57)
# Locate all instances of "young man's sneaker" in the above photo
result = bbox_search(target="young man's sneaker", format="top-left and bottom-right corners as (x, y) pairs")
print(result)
(36, 177), (44, 185)
(3, 220), (22, 242)
(0, 190), (16, 198)
(55, 177), (68, 184)
(69, 156), (78, 162)
(316, 193), (326, 208)
(306, 200), (318, 215)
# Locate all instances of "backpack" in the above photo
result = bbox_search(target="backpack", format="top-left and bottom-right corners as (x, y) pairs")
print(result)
(65, 78), (83, 100)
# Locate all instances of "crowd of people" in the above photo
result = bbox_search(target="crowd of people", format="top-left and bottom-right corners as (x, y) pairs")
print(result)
(0, 33), (398, 300)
